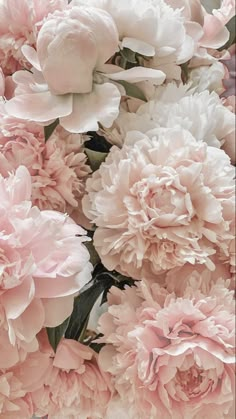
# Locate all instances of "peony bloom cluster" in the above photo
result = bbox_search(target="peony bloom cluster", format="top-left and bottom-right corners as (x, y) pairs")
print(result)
(0, 166), (92, 368)
(0, 0), (235, 417)
(98, 280), (235, 419)
(83, 127), (235, 280)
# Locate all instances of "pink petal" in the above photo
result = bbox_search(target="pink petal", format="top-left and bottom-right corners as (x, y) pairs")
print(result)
(21, 45), (41, 71)
(106, 67), (166, 84)
(2, 275), (35, 320)
(11, 299), (45, 342)
(60, 83), (121, 133)
(5, 91), (73, 122)
(42, 296), (74, 327)
(54, 339), (92, 369)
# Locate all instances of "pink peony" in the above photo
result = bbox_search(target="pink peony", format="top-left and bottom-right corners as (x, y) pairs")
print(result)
(5, 5), (165, 133)
(98, 281), (235, 419)
(0, 0), (67, 75)
(0, 166), (92, 368)
(0, 371), (33, 418)
(0, 112), (91, 222)
(83, 128), (235, 280)
(0, 347), (52, 418)
(32, 338), (112, 419)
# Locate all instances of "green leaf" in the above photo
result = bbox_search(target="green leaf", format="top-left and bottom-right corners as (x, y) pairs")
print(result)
(46, 316), (71, 352)
(65, 268), (136, 342)
(65, 284), (104, 341)
(120, 48), (137, 64)
(85, 148), (108, 171)
(44, 118), (59, 142)
(84, 241), (100, 266)
(116, 80), (147, 102)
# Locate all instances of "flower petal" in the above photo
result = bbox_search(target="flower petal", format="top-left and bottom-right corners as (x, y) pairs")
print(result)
(60, 83), (121, 133)
(42, 296), (74, 327)
(5, 91), (73, 122)
(21, 45), (41, 71)
(106, 67), (166, 84)
(122, 37), (155, 56)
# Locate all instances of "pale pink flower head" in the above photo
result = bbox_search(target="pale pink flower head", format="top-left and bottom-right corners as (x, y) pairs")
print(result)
(0, 370), (33, 418)
(32, 339), (112, 419)
(0, 347), (52, 418)
(83, 128), (235, 280)
(0, 111), (91, 223)
(0, 166), (92, 367)
(98, 281), (235, 419)
(0, 0), (67, 75)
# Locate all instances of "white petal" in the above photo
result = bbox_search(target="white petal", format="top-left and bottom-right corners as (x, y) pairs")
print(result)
(106, 67), (166, 84)
(60, 83), (121, 133)
(5, 91), (73, 122)
(122, 37), (155, 56)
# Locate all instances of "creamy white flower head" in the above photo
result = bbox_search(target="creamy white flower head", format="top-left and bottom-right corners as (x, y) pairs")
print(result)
(5, 4), (165, 133)
(104, 83), (235, 148)
(72, 0), (201, 63)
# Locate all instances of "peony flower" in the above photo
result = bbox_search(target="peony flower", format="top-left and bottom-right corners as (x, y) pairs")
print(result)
(0, 371), (34, 418)
(103, 84), (235, 148)
(5, 4), (165, 133)
(82, 128), (235, 280)
(0, 111), (91, 222)
(32, 338), (112, 419)
(0, 0), (67, 75)
(0, 347), (52, 418)
(98, 281), (235, 419)
(73, 0), (202, 63)
(0, 166), (92, 367)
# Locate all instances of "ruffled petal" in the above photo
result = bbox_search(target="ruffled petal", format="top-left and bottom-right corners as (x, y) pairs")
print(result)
(5, 91), (73, 122)
(60, 83), (121, 133)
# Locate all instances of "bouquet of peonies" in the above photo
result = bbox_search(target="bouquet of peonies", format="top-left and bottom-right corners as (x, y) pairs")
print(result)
(0, 0), (235, 418)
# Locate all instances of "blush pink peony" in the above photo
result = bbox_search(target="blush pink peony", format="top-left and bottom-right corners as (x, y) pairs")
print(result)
(98, 281), (235, 419)
(0, 0), (67, 75)
(0, 112), (91, 223)
(0, 166), (92, 368)
(83, 127), (235, 280)
(32, 338), (112, 419)
(0, 347), (52, 418)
